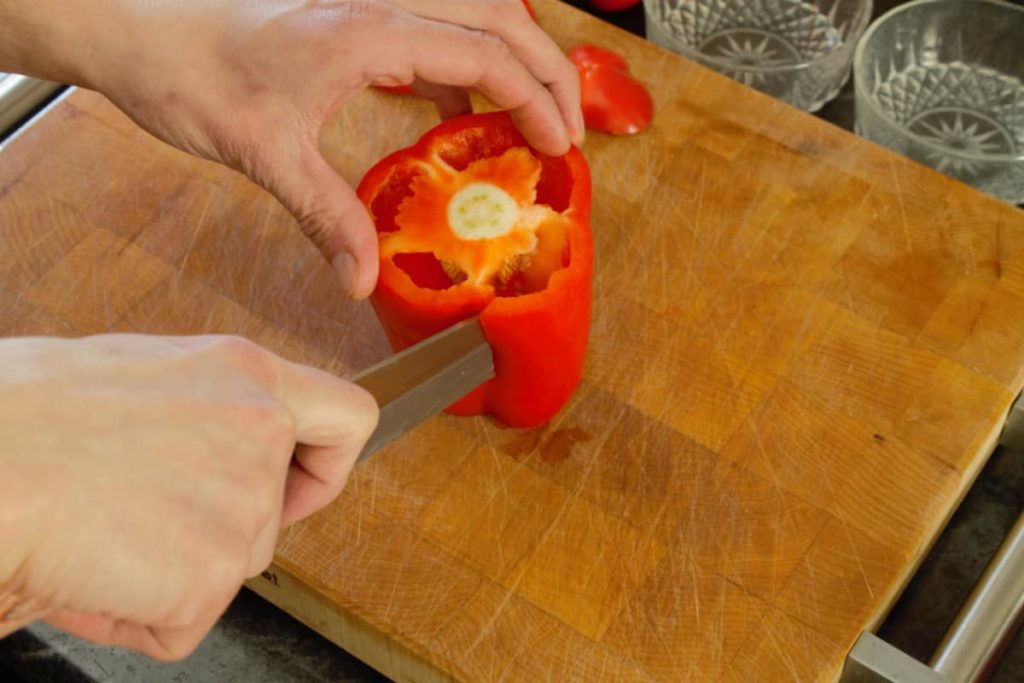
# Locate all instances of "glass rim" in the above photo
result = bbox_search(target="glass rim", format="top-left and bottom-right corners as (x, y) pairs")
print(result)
(853, 0), (1024, 164)
(643, 0), (874, 75)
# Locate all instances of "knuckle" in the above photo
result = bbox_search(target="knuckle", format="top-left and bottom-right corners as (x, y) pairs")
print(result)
(210, 335), (265, 366)
(207, 541), (249, 591)
(264, 409), (298, 451)
(562, 61), (582, 90)
(250, 492), (279, 532)
(210, 335), (282, 386)
(479, 31), (513, 62)
(226, 400), (296, 455)
(164, 600), (204, 631)
(296, 207), (338, 252)
(152, 639), (199, 662)
(235, 474), (281, 532)
(251, 400), (296, 441)
(249, 546), (275, 577)
(490, 0), (527, 24)
(333, 0), (409, 66)
(353, 389), (381, 442)
(154, 623), (215, 661)
(233, 454), (280, 493)
(337, 0), (392, 25)
(202, 110), (271, 176)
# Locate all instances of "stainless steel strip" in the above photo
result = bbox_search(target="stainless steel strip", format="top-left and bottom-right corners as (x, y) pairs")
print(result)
(0, 75), (61, 136)
(840, 633), (949, 683)
(351, 317), (494, 462)
(929, 510), (1024, 683)
(841, 393), (1024, 683)
(997, 391), (1024, 451)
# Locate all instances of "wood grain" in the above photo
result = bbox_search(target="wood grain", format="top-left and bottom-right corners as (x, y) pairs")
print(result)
(2, 1), (1023, 680)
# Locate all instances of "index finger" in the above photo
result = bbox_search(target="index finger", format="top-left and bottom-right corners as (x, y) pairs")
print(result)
(392, 0), (584, 144)
(275, 358), (379, 448)
(387, 16), (571, 155)
(273, 358), (379, 524)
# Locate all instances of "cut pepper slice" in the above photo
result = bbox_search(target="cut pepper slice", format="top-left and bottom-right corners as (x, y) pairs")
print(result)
(357, 112), (593, 428)
(570, 44), (654, 135)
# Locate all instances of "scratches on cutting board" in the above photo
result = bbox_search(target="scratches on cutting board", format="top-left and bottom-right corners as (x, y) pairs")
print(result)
(7, 24), (1024, 679)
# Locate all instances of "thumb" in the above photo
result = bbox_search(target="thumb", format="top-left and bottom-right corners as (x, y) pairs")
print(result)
(261, 142), (379, 299)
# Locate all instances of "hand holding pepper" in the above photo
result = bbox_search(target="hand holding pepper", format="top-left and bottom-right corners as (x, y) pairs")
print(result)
(0, 0), (584, 298)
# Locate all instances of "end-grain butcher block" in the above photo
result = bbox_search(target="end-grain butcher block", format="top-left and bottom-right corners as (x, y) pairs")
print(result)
(2, 1), (1023, 680)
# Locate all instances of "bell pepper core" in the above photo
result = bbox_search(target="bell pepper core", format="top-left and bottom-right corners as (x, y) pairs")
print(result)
(357, 112), (593, 428)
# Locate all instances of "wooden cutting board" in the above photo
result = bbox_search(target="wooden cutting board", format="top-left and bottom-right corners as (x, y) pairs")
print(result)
(3, 1), (1024, 680)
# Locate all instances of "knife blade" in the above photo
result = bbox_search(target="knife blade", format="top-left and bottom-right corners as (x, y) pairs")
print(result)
(350, 317), (495, 462)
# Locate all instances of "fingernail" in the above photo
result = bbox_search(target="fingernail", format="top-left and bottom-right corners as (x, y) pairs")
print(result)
(332, 250), (359, 297)
(573, 113), (586, 147)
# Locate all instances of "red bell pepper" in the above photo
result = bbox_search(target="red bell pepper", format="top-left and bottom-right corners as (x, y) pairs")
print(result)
(357, 112), (593, 428)
(569, 44), (654, 135)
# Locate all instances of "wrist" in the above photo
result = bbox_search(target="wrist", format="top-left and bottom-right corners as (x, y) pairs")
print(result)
(0, 0), (114, 88)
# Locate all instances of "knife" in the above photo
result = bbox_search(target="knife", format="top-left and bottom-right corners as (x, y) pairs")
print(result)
(350, 317), (495, 462)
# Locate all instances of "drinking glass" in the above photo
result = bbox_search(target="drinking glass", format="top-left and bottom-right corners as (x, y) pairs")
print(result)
(853, 0), (1024, 203)
(643, 0), (873, 111)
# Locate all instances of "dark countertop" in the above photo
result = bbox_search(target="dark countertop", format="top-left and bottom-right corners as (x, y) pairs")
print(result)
(2, 2), (1021, 682)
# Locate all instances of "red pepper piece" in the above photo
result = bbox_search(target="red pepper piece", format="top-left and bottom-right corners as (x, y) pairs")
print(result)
(357, 112), (593, 428)
(376, 84), (415, 95)
(568, 44), (630, 71)
(588, 0), (642, 11)
(569, 44), (654, 135)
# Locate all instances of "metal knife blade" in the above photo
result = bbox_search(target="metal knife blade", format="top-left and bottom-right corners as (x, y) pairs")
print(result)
(351, 317), (494, 462)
